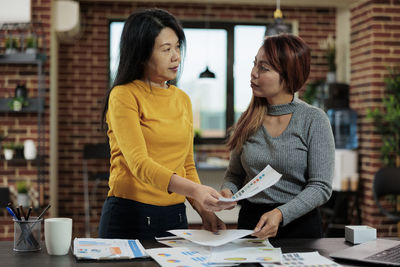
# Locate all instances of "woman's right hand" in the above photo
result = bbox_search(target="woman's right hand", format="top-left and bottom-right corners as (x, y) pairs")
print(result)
(192, 184), (236, 212)
(220, 189), (236, 210)
(168, 174), (236, 212)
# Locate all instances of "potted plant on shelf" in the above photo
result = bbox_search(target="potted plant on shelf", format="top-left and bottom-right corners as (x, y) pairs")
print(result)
(4, 36), (19, 54)
(25, 35), (38, 54)
(16, 181), (30, 208)
(2, 143), (14, 160)
(8, 96), (28, 111)
(319, 34), (336, 83)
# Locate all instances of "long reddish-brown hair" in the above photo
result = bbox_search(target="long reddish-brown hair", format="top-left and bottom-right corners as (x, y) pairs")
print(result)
(227, 34), (311, 152)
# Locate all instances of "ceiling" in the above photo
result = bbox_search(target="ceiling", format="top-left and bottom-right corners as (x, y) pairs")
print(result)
(78, 0), (357, 8)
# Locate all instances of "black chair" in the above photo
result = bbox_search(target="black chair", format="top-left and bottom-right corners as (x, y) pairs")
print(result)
(373, 167), (400, 221)
(82, 143), (110, 237)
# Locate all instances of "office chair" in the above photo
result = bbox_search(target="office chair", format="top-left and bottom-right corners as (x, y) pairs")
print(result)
(373, 167), (400, 221)
(82, 143), (110, 237)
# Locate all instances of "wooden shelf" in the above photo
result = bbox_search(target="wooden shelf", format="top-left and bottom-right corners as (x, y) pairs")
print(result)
(0, 97), (44, 113)
(0, 53), (46, 64)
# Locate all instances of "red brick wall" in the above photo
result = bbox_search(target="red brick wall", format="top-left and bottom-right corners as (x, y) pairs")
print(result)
(350, 0), (400, 237)
(0, 0), (51, 240)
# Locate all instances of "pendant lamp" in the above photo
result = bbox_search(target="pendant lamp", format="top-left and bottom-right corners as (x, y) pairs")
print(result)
(266, 0), (290, 36)
(199, 4), (216, 79)
(199, 66), (216, 78)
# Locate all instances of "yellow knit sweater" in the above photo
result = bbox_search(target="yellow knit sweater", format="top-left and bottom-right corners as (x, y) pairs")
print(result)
(106, 80), (200, 206)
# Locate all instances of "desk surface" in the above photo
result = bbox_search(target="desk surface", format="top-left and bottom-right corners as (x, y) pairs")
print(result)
(0, 238), (373, 267)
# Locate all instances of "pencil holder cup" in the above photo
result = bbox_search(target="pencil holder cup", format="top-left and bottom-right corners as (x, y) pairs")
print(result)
(13, 217), (42, 252)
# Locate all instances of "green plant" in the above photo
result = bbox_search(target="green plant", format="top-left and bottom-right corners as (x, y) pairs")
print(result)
(367, 66), (400, 167)
(302, 80), (323, 105)
(8, 96), (28, 110)
(5, 37), (19, 49)
(16, 181), (29, 194)
(319, 34), (336, 72)
(25, 35), (37, 49)
(2, 143), (14, 150)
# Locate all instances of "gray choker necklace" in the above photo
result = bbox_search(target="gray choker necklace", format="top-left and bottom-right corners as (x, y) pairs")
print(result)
(267, 99), (298, 115)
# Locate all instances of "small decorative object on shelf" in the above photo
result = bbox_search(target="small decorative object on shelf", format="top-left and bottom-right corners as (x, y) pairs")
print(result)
(3, 143), (14, 160)
(24, 34), (38, 54)
(4, 36), (19, 54)
(16, 181), (30, 208)
(14, 143), (24, 159)
(8, 96), (28, 111)
(15, 83), (28, 100)
(24, 139), (37, 160)
(319, 33), (336, 83)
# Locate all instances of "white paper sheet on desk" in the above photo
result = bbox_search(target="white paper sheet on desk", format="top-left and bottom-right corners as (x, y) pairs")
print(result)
(146, 247), (206, 267)
(261, 251), (341, 267)
(210, 246), (282, 264)
(168, 229), (254, 247)
(219, 164), (282, 202)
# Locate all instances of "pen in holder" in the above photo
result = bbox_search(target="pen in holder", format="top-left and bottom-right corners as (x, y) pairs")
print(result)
(13, 217), (42, 252)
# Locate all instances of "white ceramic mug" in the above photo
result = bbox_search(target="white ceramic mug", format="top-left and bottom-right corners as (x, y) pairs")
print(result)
(44, 218), (72, 255)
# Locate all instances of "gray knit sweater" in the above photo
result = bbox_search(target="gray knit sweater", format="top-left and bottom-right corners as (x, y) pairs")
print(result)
(222, 97), (335, 226)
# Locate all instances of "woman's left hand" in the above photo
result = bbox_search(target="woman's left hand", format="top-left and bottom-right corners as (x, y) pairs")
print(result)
(251, 208), (283, 239)
(198, 210), (226, 233)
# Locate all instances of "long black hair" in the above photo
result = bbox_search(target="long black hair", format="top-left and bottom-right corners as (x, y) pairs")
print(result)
(101, 8), (186, 130)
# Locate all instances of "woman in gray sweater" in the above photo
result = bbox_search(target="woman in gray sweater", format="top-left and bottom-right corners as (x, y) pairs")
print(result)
(221, 34), (335, 239)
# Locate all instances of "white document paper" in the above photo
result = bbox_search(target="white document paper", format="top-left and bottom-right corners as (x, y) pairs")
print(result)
(168, 229), (254, 247)
(210, 246), (282, 264)
(261, 251), (342, 267)
(146, 247), (206, 267)
(73, 238), (148, 260)
(219, 164), (282, 202)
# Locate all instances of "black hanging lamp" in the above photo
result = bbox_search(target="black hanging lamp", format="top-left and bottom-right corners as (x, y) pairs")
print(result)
(199, 4), (216, 79)
(266, 0), (290, 36)
(199, 66), (216, 78)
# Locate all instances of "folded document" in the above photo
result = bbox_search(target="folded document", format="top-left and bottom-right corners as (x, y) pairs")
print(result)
(73, 238), (148, 260)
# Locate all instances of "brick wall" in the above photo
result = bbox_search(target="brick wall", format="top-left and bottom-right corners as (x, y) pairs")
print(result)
(0, 0), (51, 240)
(350, 0), (400, 237)
(1, 0), (398, 240)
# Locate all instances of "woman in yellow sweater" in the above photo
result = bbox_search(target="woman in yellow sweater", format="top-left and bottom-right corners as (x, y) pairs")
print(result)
(99, 8), (235, 239)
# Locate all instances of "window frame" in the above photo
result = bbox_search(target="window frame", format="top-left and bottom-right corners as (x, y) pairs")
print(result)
(181, 21), (268, 144)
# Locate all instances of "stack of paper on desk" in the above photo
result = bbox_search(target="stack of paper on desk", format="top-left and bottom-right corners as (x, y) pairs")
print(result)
(167, 229), (254, 246)
(152, 232), (282, 266)
(73, 238), (148, 260)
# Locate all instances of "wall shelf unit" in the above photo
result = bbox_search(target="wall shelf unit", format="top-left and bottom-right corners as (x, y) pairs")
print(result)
(0, 52), (46, 208)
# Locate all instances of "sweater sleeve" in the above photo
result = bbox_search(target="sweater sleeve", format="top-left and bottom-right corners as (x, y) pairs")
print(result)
(221, 149), (247, 193)
(183, 95), (200, 184)
(108, 87), (174, 192)
(278, 109), (335, 226)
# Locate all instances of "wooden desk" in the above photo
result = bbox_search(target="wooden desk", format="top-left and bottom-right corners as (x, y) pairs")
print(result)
(0, 238), (369, 266)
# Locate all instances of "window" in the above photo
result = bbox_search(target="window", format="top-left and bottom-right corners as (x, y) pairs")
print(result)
(109, 20), (294, 143)
(179, 22), (266, 142)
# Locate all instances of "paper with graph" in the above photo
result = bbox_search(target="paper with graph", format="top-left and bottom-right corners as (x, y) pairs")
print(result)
(219, 165), (282, 202)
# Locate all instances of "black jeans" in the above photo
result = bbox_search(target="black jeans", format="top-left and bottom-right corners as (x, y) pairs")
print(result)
(238, 200), (323, 238)
(98, 196), (188, 239)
